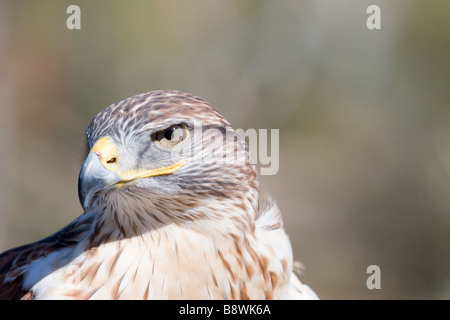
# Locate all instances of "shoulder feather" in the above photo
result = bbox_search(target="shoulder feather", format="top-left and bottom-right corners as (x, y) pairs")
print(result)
(0, 213), (92, 299)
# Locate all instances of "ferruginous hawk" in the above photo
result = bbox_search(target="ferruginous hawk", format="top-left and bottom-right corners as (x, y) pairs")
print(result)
(0, 90), (318, 300)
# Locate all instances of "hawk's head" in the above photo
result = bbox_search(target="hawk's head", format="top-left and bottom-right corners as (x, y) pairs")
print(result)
(78, 90), (258, 229)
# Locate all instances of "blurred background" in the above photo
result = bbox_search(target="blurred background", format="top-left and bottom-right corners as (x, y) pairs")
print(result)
(1, 0), (449, 299)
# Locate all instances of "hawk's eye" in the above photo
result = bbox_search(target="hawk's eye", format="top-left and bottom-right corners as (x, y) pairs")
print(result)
(154, 124), (188, 147)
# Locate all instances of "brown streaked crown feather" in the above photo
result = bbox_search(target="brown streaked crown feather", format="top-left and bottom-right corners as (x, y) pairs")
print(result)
(0, 90), (317, 300)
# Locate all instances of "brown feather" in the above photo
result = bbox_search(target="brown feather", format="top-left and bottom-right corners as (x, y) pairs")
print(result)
(0, 90), (317, 300)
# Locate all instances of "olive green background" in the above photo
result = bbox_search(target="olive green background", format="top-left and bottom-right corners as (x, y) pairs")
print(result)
(1, 0), (449, 299)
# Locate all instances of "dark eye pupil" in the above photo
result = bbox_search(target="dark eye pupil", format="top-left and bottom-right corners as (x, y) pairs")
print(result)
(154, 124), (186, 146)
(164, 129), (174, 140)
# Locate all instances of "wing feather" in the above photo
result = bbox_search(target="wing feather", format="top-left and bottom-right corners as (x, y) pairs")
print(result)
(0, 213), (92, 299)
(255, 194), (319, 299)
(288, 272), (319, 300)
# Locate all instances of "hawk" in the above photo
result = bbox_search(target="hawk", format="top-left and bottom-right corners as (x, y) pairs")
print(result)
(0, 90), (318, 300)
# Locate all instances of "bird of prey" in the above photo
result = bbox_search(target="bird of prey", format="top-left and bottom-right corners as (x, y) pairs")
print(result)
(0, 90), (318, 300)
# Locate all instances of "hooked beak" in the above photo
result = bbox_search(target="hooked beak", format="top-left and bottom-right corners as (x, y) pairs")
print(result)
(78, 137), (184, 211)
(78, 151), (121, 211)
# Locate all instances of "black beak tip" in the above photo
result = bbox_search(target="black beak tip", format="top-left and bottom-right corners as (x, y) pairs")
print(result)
(78, 152), (121, 212)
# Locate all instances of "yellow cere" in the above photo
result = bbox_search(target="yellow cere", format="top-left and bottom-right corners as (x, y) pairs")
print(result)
(90, 137), (185, 187)
(91, 137), (120, 172)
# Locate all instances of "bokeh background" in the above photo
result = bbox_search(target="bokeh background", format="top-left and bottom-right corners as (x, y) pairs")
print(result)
(1, 0), (449, 299)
